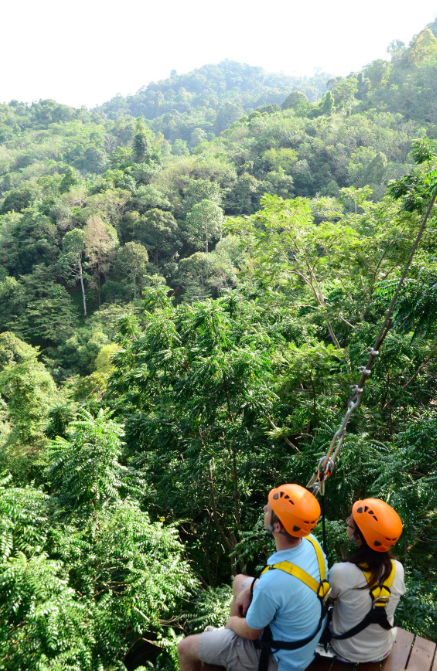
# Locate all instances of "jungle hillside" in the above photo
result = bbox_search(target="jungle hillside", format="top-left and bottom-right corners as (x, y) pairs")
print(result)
(1, 18), (437, 671)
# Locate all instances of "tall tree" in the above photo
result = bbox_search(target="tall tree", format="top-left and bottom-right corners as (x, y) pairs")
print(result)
(83, 216), (118, 306)
(114, 242), (149, 299)
(132, 117), (151, 163)
(185, 199), (224, 253)
(58, 228), (88, 316)
(135, 208), (180, 266)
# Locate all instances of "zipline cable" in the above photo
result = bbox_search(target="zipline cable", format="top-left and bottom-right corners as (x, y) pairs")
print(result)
(307, 184), (437, 496)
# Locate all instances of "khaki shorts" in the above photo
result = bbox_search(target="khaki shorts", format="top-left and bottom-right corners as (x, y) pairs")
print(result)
(198, 628), (278, 671)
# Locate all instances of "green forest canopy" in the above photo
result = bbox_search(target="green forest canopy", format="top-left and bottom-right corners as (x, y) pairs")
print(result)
(0, 19), (437, 670)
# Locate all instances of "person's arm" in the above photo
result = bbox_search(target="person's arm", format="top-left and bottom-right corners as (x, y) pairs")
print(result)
(225, 615), (263, 640)
(238, 579), (278, 639)
(235, 580), (257, 617)
(328, 564), (342, 600)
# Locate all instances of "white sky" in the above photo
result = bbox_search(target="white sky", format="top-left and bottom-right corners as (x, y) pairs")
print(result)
(1, 0), (436, 109)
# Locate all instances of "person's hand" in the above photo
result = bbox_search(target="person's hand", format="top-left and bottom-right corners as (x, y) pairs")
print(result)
(235, 584), (252, 617)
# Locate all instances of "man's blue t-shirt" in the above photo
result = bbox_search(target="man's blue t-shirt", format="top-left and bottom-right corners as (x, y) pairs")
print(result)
(246, 535), (328, 671)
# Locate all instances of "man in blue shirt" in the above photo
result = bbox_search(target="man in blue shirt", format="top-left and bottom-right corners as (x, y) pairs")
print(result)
(178, 483), (328, 671)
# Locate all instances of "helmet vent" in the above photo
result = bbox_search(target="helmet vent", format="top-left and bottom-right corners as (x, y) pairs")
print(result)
(373, 515), (378, 521)
(364, 506), (369, 512)
(368, 510), (374, 515)
(304, 520), (310, 524)
(284, 495), (290, 499)
(280, 491), (284, 498)
(357, 506), (363, 513)
(293, 525), (301, 532)
(374, 540), (382, 547)
(273, 493), (279, 500)
(287, 499), (295, 505)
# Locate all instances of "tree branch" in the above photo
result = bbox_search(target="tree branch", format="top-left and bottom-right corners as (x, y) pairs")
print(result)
(266, 414), (301, 453)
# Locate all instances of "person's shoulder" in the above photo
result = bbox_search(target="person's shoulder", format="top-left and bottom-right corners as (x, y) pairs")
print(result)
(392, 559), (405, 579)
(256, 566), (288, 598)
(330, 561), (351, 575)
(329, 562), (363, 581)
(303, 534), (324, 555)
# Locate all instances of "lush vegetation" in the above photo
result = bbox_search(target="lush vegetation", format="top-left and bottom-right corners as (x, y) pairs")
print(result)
(1, 20), (437, 670)
(98, 61), (330, 145)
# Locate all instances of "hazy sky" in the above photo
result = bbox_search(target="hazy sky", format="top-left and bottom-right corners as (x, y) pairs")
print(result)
(1, 0), (436, 109)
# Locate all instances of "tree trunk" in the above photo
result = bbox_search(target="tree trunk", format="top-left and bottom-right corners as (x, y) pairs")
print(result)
(97, 262), (101, 307)
(79, 258), (87, 317)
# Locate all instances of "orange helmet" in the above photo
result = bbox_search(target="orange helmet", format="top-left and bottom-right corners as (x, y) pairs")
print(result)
(269, 484), (320, 537)
(352, 498), (402, 552)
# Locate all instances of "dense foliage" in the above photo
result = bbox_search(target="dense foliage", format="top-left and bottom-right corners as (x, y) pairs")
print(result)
(98, 61), (330, 144)
(1, 20), (437, 670)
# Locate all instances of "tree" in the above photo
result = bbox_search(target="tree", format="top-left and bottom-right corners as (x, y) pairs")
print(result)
(0, 415), (196, 670)
(134, 208), (180, 267)
(365, 59), (391, 89)
(190, 127), (207, 148)
(0, 277), (27, 333)
(172, 139), (190, 155)
(114, 242), (149, 299)
(330, 78), (358, 113)
(83, 146), (108, 174)
(0, 342), (56, 478)
(49, 409), (126, 511)
(0, 186), (38, 214)
(178, 251), (236, 301)
(319, 90), (334, 115)
(83, 216), (118, 306)
(0, 331), (34, 369)
(362, 152), (388, 185)
(0, 208), (59, 276)
(132, 117), (152, 163)
(59, 167), (79, 194)
(387, 39), (405, 55)
(282, 91), (309, 110)
(17, 266), (78, 346)
(263, 148), (298, 173)
(407, 28), (437, 66)
(215, 102), (244, 133)
(185, 199), (224, 252)
(183, 178), (222, 216)
(58, 228), (88, 316)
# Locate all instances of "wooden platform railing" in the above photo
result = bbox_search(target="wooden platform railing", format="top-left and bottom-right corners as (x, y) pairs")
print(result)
(308, 629), (436, 671)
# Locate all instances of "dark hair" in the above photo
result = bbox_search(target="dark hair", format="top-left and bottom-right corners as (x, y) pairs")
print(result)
(346, 524), (393, 587)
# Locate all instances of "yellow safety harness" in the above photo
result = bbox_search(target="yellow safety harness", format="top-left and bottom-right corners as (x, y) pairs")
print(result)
(331, 561), (396, 641)
(259, 536), (331, 603)
(254, 536), (330, 671)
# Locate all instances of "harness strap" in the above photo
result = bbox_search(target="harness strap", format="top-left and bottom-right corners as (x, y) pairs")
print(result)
(260, 561), (319, 594)
(255, 537), (329, 671)
(331, 607), (393, 640)
(331, 562), (396, 641)
(259, 537), (330, 601)
(362, 562), (396, 601)
(256, 620), (325, 652)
